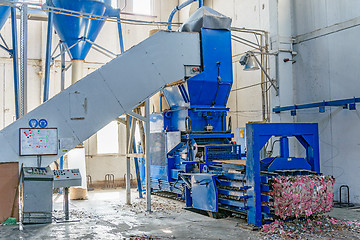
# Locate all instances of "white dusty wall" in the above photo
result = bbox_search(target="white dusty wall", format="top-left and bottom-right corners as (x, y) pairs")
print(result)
(289, 1), (360, 203)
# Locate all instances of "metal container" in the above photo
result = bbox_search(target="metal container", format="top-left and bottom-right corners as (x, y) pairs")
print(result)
(163, 29), (233, 108)
(0, 3), (12, 31)
(48, 0), (110, 60)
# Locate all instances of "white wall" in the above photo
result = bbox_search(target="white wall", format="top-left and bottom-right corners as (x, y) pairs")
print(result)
(289, 1), (360, 203)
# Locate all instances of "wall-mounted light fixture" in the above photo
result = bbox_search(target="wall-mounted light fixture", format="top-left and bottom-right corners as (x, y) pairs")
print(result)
(239, 51), (278, 95)
(240, 53), (259, 71)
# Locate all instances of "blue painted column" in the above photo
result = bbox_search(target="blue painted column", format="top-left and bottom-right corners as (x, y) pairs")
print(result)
(280, 137), (289, 158)
(117, 10), (124, 53)
(10, 7), (20, 119)
(246, 125), (261, 226)
(43, 11), (53, 102)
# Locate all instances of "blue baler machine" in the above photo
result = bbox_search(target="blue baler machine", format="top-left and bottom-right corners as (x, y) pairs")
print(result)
(148, 8), (321, 227)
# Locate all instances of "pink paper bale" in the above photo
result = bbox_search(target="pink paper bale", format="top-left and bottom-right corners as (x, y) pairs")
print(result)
(272, 175), (335, 219)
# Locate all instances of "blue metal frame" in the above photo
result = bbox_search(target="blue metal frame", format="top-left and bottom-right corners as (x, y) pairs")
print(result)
(245, 123), (320, 226)
(273, 97), (360, 115)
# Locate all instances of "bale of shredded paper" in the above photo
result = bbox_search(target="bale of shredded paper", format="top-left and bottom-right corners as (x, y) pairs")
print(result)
(272, 175), (335, 219)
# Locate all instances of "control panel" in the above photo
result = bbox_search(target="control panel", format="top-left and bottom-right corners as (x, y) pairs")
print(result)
(23, 167), (54, 180)
(19, 128), (58, 156)
(53, 169), (82, 188)
(185, 65), (201, 78)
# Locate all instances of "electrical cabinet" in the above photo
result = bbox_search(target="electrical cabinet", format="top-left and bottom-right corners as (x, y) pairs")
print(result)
(22, 167), (53, 224)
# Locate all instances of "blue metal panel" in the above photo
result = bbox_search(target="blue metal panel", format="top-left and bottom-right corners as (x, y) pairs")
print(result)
(150, 165), (168, 181)
(218, 198), (247, 209)
(49, 0), (109, 60)
(163, 108), (228, 132)
(261, 184), (270, 192)
(163, 109), (188, 132)
(261, 195), (269, 202)
(261, 206), (271, 214)
(204, 145), (240, 162)
(216, 179), (246, 188)
(217, 172), (245, 181)
(268, 157), (311, 172)
(187, 29), (233, 108)
(191, 174), (218, 212)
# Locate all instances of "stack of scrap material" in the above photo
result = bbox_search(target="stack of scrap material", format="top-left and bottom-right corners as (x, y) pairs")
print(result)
(272, 175), (335, 219)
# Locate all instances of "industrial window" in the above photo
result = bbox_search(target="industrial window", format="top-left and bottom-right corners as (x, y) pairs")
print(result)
(97, 121), (119, 154)
(133, 0), (152, 15)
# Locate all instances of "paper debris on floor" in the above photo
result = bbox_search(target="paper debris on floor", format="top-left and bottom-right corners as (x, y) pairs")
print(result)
(261, 216), (360, 239)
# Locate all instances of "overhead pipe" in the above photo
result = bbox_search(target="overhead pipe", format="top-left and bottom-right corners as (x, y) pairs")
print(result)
(10, 7), (20, 119)
(105, 7), (125, 54)
(116, 10), (124, 53)
(198, 0), (203, 7)
(167, 0), (202, 30)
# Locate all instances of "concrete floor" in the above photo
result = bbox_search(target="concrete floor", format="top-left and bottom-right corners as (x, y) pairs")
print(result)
(0, 189), (360, 240)
(0, 189), (259, 240)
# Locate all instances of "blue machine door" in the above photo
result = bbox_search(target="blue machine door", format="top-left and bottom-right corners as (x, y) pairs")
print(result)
(191, 174), (218, 212)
